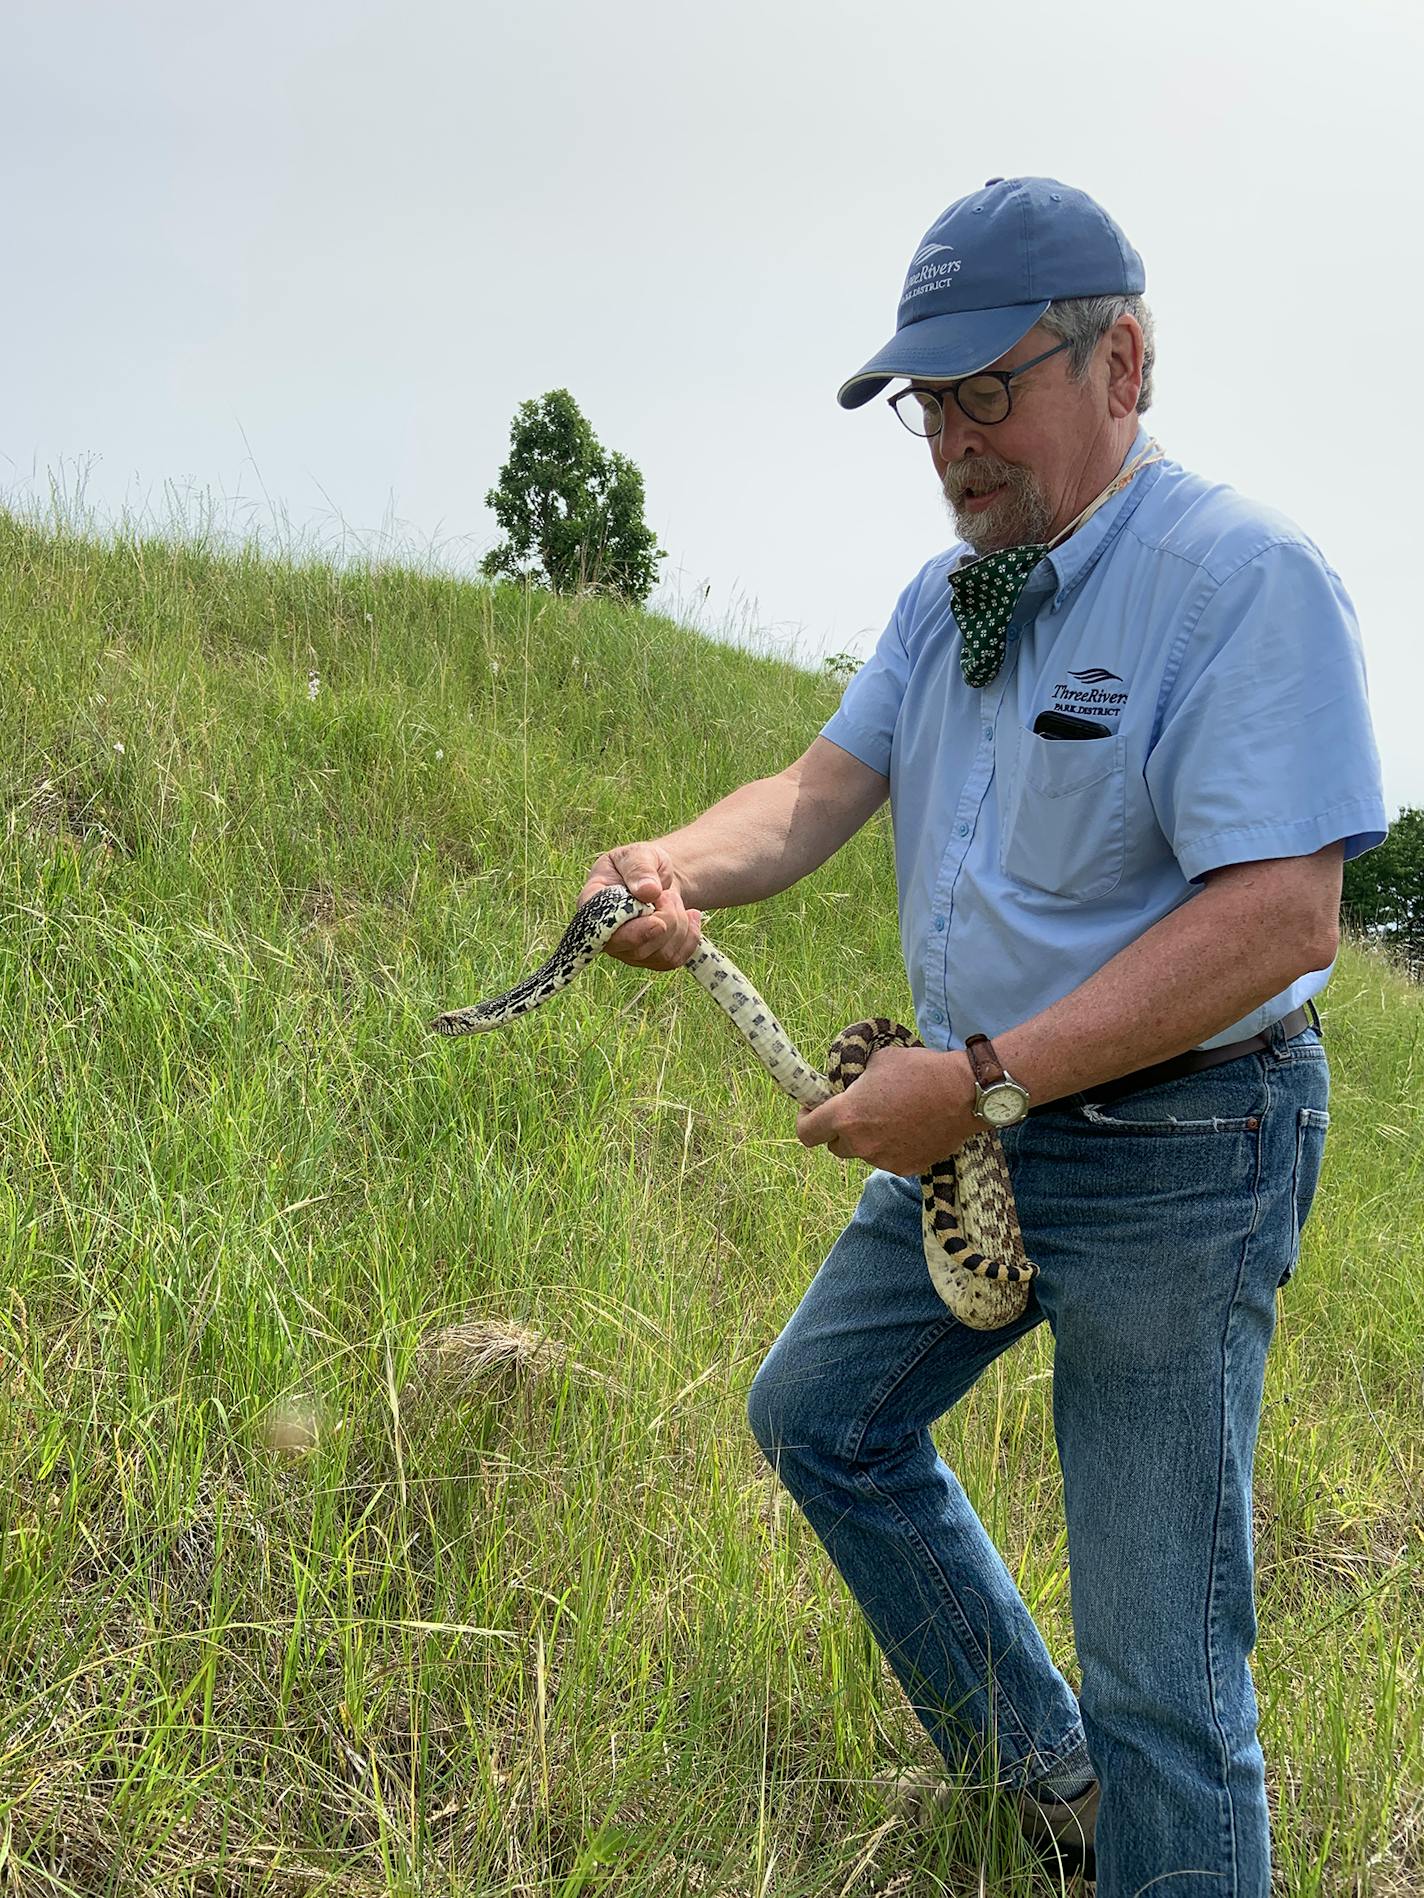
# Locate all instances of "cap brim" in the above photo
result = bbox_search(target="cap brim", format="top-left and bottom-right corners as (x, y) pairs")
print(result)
(837, 300), (1052, 409)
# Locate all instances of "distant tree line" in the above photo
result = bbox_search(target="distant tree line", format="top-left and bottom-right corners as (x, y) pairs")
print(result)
(1342, 804), (1424, 978)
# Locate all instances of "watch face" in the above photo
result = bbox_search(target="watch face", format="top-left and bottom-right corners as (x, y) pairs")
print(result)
(981, 1087), (1027, 1127)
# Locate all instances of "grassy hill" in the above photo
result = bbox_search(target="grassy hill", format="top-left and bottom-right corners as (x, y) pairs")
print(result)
(0, 514), (1420, 1896)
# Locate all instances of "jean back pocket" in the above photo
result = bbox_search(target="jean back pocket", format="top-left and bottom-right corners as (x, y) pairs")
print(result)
(1281, 1105), (1330, 1284)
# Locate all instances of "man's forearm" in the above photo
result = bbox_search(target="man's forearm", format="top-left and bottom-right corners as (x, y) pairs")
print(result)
(655, 757), (887, 911)
(992, 862), (1338, 1108)
(654, 777), (822, 909)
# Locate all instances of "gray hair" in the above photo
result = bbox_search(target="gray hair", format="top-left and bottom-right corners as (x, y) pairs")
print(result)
(1038, 295), (1156, 413)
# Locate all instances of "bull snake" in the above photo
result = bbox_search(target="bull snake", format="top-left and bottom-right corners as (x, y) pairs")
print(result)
(431, 886), (1035, 1329)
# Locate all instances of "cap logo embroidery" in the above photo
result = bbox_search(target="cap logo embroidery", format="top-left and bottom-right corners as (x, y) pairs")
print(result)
(902, 245), (962, 305)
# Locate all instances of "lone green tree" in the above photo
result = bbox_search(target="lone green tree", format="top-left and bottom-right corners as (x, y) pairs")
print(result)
(482, 389), (664, 604)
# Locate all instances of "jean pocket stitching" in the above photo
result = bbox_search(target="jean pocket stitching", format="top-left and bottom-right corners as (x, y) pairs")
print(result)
(1075, 1103), (1258, 1135)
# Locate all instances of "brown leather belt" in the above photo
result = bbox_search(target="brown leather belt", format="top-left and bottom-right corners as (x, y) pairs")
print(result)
(1030, 1000), (1320, 1115)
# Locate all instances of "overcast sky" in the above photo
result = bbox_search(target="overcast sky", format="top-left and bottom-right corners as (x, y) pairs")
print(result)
(5, 0), (1421, 813)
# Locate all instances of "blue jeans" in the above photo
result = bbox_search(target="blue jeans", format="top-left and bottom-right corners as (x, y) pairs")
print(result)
(748, 1021), (1330, 1898)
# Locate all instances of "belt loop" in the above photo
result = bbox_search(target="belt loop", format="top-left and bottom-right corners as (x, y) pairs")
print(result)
(1306, 996), (1323, 1038)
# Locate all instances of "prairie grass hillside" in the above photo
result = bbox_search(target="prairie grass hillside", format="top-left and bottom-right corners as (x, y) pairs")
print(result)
(0, 509), (1420, 1897)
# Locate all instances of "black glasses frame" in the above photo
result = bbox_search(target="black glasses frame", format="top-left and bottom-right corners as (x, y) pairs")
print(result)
(888, 338), (1072, 435)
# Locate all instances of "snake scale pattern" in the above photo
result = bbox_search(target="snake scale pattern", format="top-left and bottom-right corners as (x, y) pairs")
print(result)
(432, 886), (1036, 1330)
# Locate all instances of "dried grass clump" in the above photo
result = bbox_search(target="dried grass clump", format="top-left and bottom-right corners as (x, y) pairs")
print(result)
(0, 1765), (388, 1897)
(402, 1318), (620, 1410)
(413, 1318), (558, 1387)
(15, 774), (122, 850)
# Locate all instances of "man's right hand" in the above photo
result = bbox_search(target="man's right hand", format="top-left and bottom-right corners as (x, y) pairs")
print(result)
(578, 845), (703, 971)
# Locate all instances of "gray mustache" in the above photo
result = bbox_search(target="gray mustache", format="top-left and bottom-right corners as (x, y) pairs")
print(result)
(945, 459), (1018, 504)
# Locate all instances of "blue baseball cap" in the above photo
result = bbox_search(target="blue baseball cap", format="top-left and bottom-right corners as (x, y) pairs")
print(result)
(837, 177), (1146, 409)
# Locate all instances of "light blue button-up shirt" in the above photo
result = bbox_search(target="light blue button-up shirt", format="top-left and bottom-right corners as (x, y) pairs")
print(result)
(821, 426), (1389, 1052)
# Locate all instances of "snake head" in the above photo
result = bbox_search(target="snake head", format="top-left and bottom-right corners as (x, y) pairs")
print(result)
(428, 885), (654, 1035)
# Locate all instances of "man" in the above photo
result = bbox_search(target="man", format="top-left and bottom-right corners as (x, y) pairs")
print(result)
(580, 178), (1387, 1893)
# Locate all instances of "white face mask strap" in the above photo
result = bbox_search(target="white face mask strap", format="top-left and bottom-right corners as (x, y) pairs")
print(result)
(1046, 439), (1165, 552)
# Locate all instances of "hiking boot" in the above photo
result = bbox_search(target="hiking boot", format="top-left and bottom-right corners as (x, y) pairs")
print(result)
(1016, 1779), (1098, 1879)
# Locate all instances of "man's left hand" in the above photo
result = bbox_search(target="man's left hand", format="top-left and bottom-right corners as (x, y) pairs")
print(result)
(795, 1044), (983, 1176)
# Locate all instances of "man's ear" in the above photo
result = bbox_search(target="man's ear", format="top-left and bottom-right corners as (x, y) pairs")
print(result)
(1105, 315), (1145, 420)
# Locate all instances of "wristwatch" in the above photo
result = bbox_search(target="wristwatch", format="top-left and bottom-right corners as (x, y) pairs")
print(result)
(964, 1033), (1032, 1128)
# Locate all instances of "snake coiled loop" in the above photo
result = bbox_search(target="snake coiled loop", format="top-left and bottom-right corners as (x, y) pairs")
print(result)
(826, 1018), (1035, 1328)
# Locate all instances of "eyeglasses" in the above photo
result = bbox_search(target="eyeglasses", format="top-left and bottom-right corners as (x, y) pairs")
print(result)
(888, 339), (1072, 435)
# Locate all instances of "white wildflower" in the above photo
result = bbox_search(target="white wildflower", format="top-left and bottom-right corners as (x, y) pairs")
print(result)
(113, 741), (125, 756)
(435, 749), (444, 761)
(308, 668), (321, 701)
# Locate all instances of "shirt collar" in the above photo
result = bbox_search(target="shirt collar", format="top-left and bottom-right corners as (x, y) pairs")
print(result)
(1043, 422), (1160, 610)
(947, 422), (1162, 614)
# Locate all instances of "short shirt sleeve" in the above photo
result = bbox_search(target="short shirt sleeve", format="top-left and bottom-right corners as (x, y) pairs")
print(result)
(1145, 539), (1389, 884)
(819, 570), (921, 775)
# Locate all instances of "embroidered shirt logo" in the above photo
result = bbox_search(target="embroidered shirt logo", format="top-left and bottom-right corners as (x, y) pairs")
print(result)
(1051, 666), (1128, 713)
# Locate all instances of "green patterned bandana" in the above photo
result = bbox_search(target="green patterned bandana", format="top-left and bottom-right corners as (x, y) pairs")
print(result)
(947, 441), (1166, 689)
(949, 543), (1047, 687)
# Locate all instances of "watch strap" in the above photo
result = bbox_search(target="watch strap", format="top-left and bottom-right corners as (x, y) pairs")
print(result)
(964, 1032), (1007, 1090)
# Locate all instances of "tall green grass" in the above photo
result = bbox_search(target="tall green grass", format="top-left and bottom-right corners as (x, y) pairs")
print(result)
(0, 511), (1419, 1895)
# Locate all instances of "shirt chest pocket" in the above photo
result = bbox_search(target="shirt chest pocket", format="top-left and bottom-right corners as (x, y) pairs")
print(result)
(998, 725), (1127, 900)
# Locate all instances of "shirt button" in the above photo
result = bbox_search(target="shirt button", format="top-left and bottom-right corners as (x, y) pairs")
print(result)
(955, 821), (969, 837)
(934, 915), (945, 931)
(931, 1009), (945, 1025)
(982, 723), (993, 740)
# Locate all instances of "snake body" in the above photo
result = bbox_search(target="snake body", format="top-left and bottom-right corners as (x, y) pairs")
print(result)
(432, 887), (1035, 1330)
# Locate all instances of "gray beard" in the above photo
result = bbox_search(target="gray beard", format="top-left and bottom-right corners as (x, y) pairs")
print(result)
(944, 462), (1055, 555)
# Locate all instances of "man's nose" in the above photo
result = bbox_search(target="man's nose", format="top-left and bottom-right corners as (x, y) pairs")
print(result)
(931, 406), (989, 478)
